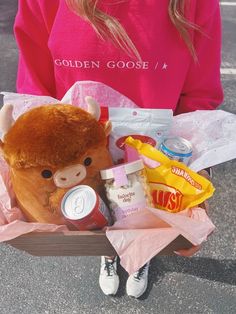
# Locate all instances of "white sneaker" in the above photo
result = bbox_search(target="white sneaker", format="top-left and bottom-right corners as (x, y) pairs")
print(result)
(99, 256), (119, 295)
(126, 262), (150, 298)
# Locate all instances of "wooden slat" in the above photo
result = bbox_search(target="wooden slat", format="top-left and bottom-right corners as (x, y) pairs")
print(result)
(6, 231), (192, 256)
(7, 231), (116, 256)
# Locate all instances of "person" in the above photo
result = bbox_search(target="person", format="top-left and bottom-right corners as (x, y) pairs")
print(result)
(14, 0), (223, 298)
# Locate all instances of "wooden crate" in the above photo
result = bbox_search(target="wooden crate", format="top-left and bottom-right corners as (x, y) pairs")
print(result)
(6, 231), (192, 256)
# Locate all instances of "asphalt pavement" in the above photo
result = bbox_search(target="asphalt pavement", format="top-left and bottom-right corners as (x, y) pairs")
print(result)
(0, 1), (235, 314)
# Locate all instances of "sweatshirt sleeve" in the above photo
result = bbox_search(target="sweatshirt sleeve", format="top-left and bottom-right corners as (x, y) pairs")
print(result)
(175, 2), (224, 115)
(14, 0), (57, 97)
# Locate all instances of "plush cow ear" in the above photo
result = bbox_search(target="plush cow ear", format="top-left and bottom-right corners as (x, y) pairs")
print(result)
(85, 96), (101, 121)
(0, 104), (14, 135)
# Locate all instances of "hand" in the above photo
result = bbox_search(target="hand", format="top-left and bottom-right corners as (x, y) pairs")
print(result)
(199, 199), (209, 212)
(198, 168), (212, 181)
(174, 168), (212, 256)
(174, 245), (201, 257)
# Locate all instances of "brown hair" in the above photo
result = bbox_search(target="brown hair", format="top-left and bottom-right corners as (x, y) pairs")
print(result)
(66, 0), (199, 61)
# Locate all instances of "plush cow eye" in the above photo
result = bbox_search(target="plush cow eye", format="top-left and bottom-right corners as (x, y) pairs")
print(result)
(41, 169), (53, 179)
(83, 157), (92, 166)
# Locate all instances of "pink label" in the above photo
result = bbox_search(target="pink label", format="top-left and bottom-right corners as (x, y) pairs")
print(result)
(112, 165), (128, 187)
(124, 145), (140, 162)
(114, 201), (147, 221)
(141, 155), (161, 168)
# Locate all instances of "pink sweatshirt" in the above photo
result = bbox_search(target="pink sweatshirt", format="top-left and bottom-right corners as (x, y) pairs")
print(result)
(14, 0), (223, 114)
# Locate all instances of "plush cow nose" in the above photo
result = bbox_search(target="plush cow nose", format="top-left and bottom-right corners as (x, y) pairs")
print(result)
(53, 164), (87, 188)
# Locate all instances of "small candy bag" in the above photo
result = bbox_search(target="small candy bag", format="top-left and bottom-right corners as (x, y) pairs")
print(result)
(125, 137), (215, 213)
(108, 107), (173, 163)
(100, 160), (153, 221)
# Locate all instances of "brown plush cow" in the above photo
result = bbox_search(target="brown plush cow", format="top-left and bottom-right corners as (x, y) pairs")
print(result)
(0, 98), (113, 226)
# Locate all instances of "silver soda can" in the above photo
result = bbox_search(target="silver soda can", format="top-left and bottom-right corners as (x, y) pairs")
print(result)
(159, 137), (193, 165)
(61, 185), (111, 230)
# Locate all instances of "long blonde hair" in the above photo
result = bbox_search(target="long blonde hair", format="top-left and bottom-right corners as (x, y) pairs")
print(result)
(66, 0), (199, 61)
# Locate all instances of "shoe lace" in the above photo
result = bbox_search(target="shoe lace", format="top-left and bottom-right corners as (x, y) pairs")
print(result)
(134, 263), (148, 281)
(104, 258), (116, 277)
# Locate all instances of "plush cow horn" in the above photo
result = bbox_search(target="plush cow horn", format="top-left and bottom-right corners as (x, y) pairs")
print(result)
(0, 104), (14, 135)
(104, 121), (112, 136)
(85, 96), (101, 121)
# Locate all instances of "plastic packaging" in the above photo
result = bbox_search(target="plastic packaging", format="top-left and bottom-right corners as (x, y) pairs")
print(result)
(100, 160), (153, 221)
(125, 137), (215, 213)
(108, 107), (173, 163)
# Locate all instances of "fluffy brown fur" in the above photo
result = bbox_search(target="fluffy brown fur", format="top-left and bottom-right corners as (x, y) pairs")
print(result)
(2, 104), (107, 168)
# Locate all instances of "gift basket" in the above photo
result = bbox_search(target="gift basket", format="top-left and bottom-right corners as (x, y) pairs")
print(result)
(1, 81), (236, 275)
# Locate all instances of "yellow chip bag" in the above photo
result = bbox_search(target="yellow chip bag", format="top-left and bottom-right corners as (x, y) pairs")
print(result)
(125, 137), (215, 213)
